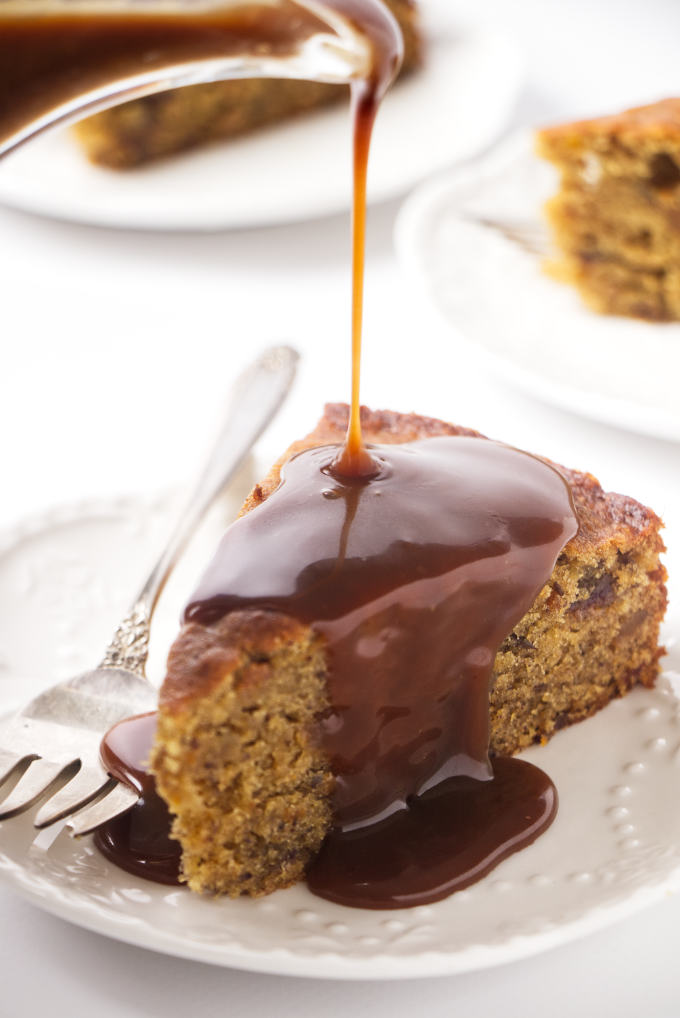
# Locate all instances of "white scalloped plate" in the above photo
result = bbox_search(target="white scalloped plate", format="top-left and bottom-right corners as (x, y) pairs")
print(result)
(0, 11), (522, 230)
(0, 495), (678, 979)
(394, 132), (680, 443)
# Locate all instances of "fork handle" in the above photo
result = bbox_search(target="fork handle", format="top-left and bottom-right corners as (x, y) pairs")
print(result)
(99, 345), (299, 675)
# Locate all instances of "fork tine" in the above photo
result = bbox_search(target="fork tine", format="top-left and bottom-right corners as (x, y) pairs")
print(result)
(34, 768), (117, 829)
(465, 216), (549, 257)
(0, 758), (81, 820)
(67, 781), (138, 837)
(0, 750), (38, 788)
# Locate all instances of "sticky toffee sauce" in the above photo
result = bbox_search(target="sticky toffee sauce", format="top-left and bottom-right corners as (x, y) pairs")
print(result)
(0, 1), (356, 150)
(183, 438), (575, 907)
(96, 713), (179, 884)
(93, 0), (579, 908)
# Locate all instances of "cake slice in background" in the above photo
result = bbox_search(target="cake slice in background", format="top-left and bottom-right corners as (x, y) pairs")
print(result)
(149, 405), (667, 899)
(537, 99), (680, 321)
(73, 0), (422, 169)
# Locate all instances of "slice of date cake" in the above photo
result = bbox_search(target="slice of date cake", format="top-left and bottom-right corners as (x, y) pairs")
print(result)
(150, 405), (667, 898)
(537, 99), (680, 320)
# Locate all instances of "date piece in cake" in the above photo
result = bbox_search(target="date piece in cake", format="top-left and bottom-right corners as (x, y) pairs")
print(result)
(148, 405), (666, 900)
(537, 99), (680, 320)
(73, 0), (421, 169)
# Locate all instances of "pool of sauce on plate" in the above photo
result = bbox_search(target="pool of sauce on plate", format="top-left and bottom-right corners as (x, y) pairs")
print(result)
(94, 0), (579, 908)
(96, 712), (179, 884)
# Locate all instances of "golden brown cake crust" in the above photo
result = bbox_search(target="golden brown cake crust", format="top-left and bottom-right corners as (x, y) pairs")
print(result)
(160, 609), (310, 712)
(538, 98), (680, 147)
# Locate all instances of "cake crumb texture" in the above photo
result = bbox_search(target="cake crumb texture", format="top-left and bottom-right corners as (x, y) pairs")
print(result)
(152, 610), (333, 896)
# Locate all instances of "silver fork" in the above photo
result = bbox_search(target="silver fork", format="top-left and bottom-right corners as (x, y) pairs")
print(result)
(0, 345), (298, 837)
(460, 214), (550, 258)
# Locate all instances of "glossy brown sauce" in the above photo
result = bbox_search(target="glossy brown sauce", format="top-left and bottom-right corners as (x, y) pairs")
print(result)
(99, 437), (577, 904)
(307, 758), (557, 908)
(90, 2), (579, 907)
(95, 712), (180, 883)
(183, 437), (576, 906)
(0, 3), (322, 148)
(187, 439), (577, 829)
(330, 0), (402, 475)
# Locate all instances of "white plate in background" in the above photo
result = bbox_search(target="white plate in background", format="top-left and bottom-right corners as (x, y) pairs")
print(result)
(0, 491), (678, 979)
(395, 131), (680, 443)
(0, 3), (522, 230)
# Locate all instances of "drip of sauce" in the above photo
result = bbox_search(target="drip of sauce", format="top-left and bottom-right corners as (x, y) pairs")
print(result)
(94, 712), (180, 884)
(91, 2), (580, 908)
(329, 1), (402, 477)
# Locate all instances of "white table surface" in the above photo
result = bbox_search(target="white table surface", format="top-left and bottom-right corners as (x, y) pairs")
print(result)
(1, 0), (680, 1014)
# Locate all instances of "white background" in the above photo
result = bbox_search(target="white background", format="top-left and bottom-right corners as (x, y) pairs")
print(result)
(1, 0), (680, 1014)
